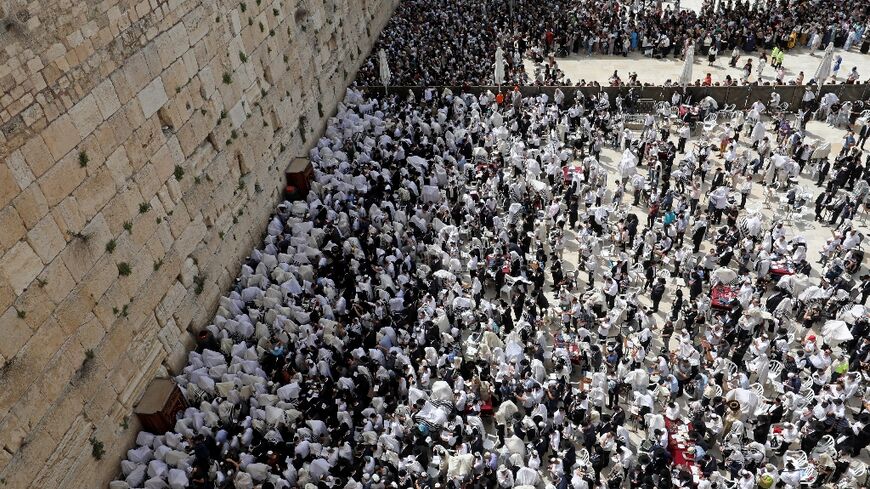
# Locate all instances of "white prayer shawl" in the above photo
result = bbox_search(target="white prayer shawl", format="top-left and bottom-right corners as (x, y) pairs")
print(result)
(515, 467), (541, 486)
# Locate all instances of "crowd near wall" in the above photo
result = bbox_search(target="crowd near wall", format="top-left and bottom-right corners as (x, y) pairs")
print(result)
(373, 84), (870, 110)
(0, 0), (397, 486)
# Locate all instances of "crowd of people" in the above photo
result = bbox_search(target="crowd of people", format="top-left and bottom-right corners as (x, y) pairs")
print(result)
(354, 0), (869, 87)
(110, 78), (870, 489)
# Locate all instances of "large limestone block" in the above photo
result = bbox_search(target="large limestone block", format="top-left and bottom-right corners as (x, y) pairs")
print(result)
(19, 135), (55, 178)
(7, 150), (35, 190)
(0, 162), (20, 209)
(0, 240), (43, 294)
(93, 79), (122, 120)
(68, 94), (104, 139)
(0, 206), (27, 253)
(37, 258), (76, 305)
(0, 307), (32, 359)
(38, 150), (88, 207)
(40, 114), (80, 160)
(13, 183), (50, 229)
(26, 214), (66, 263)
(75, 167), (118, 217)
(138, 77), (168, 119)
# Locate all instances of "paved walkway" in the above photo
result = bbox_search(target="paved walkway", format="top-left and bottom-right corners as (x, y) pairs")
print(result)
(529, 47), (868, 86)
(524, 0), (868, 87)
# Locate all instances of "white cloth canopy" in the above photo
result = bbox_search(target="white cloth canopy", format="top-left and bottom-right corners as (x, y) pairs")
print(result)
(712, 267), (738, 285)
(679, 44), (694, 87)
(618, 149), (639, 178)
(822, 320), (853, 344)
(494, 47), (505, 86)
(378, 49), (391, 88)
(814, 43), (834, 83)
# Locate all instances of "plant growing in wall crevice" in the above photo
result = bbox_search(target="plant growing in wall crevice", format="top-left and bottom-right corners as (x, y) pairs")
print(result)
(298, 115), (308, 142)
(70, 231), (91, 243)
(89, 436), (104, 460)
(193, 275), (206, 295)
(74, 349), (96, 384)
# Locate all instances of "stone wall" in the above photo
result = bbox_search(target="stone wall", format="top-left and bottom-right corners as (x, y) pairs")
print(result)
(0, 0), (396, 486)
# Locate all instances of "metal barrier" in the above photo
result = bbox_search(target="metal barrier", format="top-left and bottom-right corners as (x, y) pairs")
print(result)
(363, 83), (870, 110)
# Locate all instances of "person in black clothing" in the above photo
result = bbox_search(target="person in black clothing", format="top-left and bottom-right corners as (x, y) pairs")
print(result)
(692, 220), (707, 253)
(650, 278), (666, 313)
(551, 255), (564, 291)
(700, 454), (718, 478)
(859, 123), (870, 149)
(710, 168), (725, 191)
(689, 269), (704, 301)
(817, 158), (831, 187)
(752, 415), (772, 443)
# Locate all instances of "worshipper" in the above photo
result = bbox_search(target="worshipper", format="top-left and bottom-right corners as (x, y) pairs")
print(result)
(110, 61), (870, 489)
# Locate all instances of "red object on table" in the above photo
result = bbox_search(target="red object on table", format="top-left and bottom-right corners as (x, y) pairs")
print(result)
(554, 334), (583, 364)
(664, 417), (697, 469)
(769, 261), (795, 276)
(562, 166), (583, 184)
(711, 284), (737, 310)
(480, 400), (494, 416)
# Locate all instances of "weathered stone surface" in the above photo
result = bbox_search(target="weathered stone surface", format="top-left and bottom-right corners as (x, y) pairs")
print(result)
(0, 0), (397, 485)
(0, 307), (32, 360)
(19, 135), (55, 178)
(7, 150), (35, 190)
(0, 241), (43, 295)
(0, 162), (20, 209)
(40, 115), (80, 161)
(137, 77), (168, 119)
(0, 206), (27, 253)
(92, 79), (122, 120)
(68, 94), (104, 140)
(26, 214), (66, 263)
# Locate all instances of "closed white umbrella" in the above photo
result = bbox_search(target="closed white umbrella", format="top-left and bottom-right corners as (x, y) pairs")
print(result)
(494, 46), (506, 89)
(378, 49), (391, 94)
(679, 44), (694, 88)
(814, 43), (834, 84)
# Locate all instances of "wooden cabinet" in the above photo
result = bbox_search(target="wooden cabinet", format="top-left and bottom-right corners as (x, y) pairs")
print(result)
(134, 379), (188, 434)
(286, 157), (313, 197)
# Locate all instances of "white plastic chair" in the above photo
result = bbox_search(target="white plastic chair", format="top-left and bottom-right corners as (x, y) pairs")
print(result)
(785, 450), (809, 468)
(483, 433), (499, 451)
(810, 435), (835, 460)
(848, 460), (867, 485)
(767, 360), (783, 379)
(801, 465), (817, 486)
(722, 359), (739, 380)
(577, 448), (590, 466)
(800, 387), (815, 406)
(750, 382), (766, 398)
(702, 113), (719, 138)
